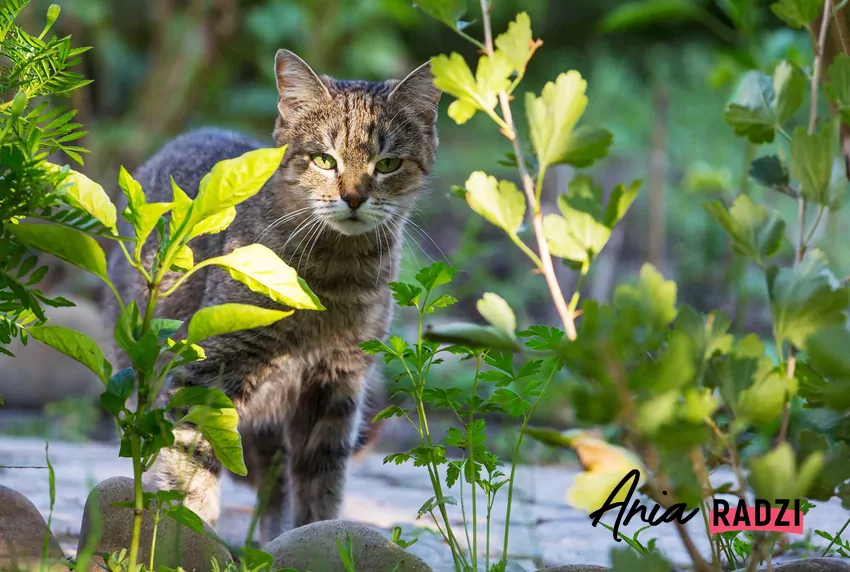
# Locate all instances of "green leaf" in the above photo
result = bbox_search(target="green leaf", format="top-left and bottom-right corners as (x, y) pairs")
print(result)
(724, 64), (804, 143)
(464, 171), (525, 237)
(522, 426), (576, 448)
(46, 163), (117, 232)
(186, 303), (292, 344)
(29, 325), (111, 383)
(613, 264), (678, 331)
(413, 0), (466, 28)
(600, 0), (701, 32)
(476, 292), (516, 334)
(494, 12), (536, 75)
(118, 167), (171, 256)
(171, 245), (194, 272)
(10, 223), (108, 281)
(558, 126), (614, 169)
(389, 282), (422, 307)
(767, 250), (850, 350)
(167, 387), (235, 410)
(373, 405), (409, 422)
(790, 121), (845, 206)
(169, 177), (192, 236)
(610, 546), (672, 572)
(545, 177), (640, 267)
(738, 369), (798, 424)
(749, 155), (791, 193)
(415, 262), (456, 291)
(527, 71), (606, 170)
(424, 322), (522, 352)
(165, 505), (204, 535)
(826, 54), (850, 125)
(750, 442), (824, 502)
(203, 244), (324, 310)
(100, 368), (135, 416)
(188, 146), (287, 228)
(703, 195), (786, 261)
(180, 405), (246, 476)
(430, 52), (511, 125)
(425, 294), (458, 313)
(770, 0), (824, 29)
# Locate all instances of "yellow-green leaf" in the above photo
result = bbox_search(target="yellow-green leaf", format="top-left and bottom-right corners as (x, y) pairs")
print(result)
(11, 223), (108, 281)
(47, 163), (117, 231)
(476, 292), (516, 334)
(189, 146), (287, 227)
(494, 12), (535, 75)
(171, 245), (194, 272)
(187, 303), (293, 344)
(430, 52), (512, 125)
(169, 177), (192, 236)
(564, 433), (646, 514)
(180, 406), (246, 476)
(464, 171), (525, 236)
(526, 71), (589, 170)
(190, 207), (237, 239)
(118, 166), (145, 208)
(204, 244), (324, 311)
(30, 324), (112, 383)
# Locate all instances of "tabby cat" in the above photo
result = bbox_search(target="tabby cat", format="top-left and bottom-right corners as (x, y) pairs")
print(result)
(104, 49), (440, 541)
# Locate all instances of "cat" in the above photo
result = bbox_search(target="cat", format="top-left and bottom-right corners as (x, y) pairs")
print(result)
(104, 49), (440, 542)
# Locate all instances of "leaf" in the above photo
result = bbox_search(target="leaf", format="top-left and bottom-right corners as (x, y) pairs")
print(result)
(118, 167), (171, 254)
(30, 325), (111, 383)
(476, 293), (516, 334)
(373, 405), (409, 422)
(414, 262), (456, 291)
(565, 434), (646, 514)
(416, 495), (457, 518)
(494, 12), (536, 75)
(180, 405), (247, 476)
(724, 64), (805, 143)
(100, 368), (134, 416)
(464, 171), (525, 237)
(165, 505), (204, 535)
(826, 54), (850, 125)
(189, 146), (287, 228)
(767, 250), (849, 350)
(169, 177), (192, 236)
(526, 71), (611, 169)
(10, 223), (108, 281)
(46, 163), (117, 231)
(749, 155), (791, 193)
(203, 244), (324, 310)
(171, 245), (194, 272)
(430, 52), (511, 125)
(790, 122), (845, 207)
(544, 177), (640, 267)
(522, 426), (576, 448)
(750, 443), (824, 502)
(425, 294), (458, 313)
(610, 547), (672, 572)
(703, 195), (786, 261)
(613, 264), (678, 331)
(424, 322), (523, 352)
(413, 0), (466, 28)
(167, 387), (235, 410)
(389, 282), (422, 307)
(186, 303), (292, 344)
(770, 0), (824, 29)
(600, 0), (701, 32)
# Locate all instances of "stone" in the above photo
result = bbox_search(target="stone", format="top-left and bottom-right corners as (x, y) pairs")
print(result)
(264, 519), (433, 572)
(536, 567), (610, 571)
(0, 485), (66, 571)
(76, 476), (232, 572)
(735, 558), (850, 571)
(0, 297), (115, 409)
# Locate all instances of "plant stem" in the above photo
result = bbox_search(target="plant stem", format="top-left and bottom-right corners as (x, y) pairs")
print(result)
(821, 515), (850, 556)
(502, 365), (557, 560)
(149, 512), (160, 571)
(127, 432), (145, 572)
(469, 356), (482, 569)
(478, 0), (577, 341)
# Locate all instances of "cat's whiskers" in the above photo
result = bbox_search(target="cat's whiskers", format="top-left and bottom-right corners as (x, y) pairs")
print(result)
(290, 216), (325, 270)
(394, 214), (447, 263)
(300, 220), (327, 273)
(280, 213), (321, 258)
(256, 206), (314, 243)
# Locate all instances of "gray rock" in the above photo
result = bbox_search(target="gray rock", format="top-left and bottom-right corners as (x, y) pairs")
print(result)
(264, 519), (433, 572)
(0, 297), (114, 409)
(735, 558), (850, 571)
(76, 476), (231, 572)
(535, 567), (610, 571)
(0, 485), (66, 571)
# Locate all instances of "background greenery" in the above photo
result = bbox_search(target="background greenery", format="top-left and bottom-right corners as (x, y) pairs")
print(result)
(3, 0), (831, 435)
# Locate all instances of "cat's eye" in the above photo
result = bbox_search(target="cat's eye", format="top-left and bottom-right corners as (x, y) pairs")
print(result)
(310, 153), (337, 170)
(375, 157), (402, 174)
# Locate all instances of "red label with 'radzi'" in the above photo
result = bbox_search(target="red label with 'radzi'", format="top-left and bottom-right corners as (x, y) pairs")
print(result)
(708, 499), (803, 534)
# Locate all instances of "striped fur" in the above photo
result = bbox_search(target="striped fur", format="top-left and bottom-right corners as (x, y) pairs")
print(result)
(104, 50), (440, 540)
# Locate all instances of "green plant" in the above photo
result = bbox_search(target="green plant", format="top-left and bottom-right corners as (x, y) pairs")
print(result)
(0, 0), (94, 371)
(384, 0), (850, 570)
(10, 144), (324, 571)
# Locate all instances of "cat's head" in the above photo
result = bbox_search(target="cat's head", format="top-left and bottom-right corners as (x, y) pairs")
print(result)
(272, 50), (440, 237)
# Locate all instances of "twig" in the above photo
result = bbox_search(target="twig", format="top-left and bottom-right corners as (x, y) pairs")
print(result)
(478, 0), (578, 340)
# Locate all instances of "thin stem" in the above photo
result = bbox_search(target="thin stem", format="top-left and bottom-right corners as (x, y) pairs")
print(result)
(478, 0), (577, 340)
(149, 512), (160, 571)
(469, 355), (482, 569)
(821, 515), (850, 556)
(502, 364), (557, 559)
(451, 25), (485, 49)
(805, 205), (826, 246)
(159, 259), (213, 298)
(509, 233), (543, 269)
(127, 432), (144, 572)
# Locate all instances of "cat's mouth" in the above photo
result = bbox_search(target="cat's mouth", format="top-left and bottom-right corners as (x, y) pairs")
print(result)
(327, 216), (377, 236)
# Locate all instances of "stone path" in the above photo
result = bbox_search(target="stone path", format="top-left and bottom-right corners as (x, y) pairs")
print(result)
(2, 436), (848, 571)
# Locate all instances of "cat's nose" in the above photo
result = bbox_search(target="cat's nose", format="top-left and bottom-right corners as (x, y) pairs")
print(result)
(341, 192), (367, 209)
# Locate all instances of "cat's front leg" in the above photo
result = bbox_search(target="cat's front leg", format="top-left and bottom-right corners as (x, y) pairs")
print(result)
(285, 347), (369, 527)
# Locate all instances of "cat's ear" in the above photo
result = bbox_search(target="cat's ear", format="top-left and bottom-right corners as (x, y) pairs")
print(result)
(274, 49), (331, 118)
(388, 61), (441, 125)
